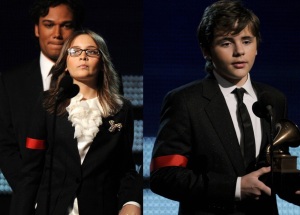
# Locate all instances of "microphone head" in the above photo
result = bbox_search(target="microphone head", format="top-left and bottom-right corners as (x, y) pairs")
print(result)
(59, 74), (73, 89)
(66, 84), (80, 99)
(56, 75), (79, 101)
(252, 91), (275, 118)
(252, 101), (267, 118)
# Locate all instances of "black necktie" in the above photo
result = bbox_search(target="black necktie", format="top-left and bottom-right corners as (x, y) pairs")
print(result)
(233, 88), (256, 169)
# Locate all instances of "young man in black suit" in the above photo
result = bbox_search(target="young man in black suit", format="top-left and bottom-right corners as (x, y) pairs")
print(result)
(150, 1), (300, 214)
(0, 0), (84, 192)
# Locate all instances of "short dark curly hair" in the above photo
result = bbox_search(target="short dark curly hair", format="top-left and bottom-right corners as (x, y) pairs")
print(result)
(29, 0), (85, 30)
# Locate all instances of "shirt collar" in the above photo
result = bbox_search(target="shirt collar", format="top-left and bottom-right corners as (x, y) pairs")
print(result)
(40, 52), (55, 79)
(213, 71), (256, 98)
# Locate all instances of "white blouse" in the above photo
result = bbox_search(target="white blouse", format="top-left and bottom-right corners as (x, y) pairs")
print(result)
(66, 93), (102, 214)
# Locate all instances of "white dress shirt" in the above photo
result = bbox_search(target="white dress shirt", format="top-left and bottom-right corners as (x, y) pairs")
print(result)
(39, 52), (54, 91)
(213, 71), (262, 200)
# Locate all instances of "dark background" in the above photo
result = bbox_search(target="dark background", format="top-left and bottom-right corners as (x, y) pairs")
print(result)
(144, 0), (300, 136)
(143, 0), (300, 214)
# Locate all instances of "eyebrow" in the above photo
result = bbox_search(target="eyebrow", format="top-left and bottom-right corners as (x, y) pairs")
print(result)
(216, 36), (255, 40)
(216, 35), (255, 42)
(70, 45), (98, 49)
(41, 20), (74, 25)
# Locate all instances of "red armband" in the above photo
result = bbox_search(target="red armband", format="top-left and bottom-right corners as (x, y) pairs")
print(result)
(26, 137), (46, 150)
(150, 154), (188, 172)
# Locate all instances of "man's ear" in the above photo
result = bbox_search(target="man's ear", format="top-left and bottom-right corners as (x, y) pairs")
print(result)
(201, 47), (211, 60)
(34, 25), (40, 37)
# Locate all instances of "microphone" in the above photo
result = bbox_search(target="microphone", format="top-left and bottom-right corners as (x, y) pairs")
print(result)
(65, 85), (80, 99)
(252, 91), (275, 119)
(253, 91), (276, 205)
(56, 75), (79, 101)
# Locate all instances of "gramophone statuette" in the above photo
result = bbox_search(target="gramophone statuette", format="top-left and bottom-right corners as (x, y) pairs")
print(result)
(267, 119), (300, 194)
(266, 119), (300, 173)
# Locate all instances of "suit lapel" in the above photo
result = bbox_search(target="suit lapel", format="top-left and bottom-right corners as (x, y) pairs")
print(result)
(203, 78), (246, 175)
(26, 59), (43, 93)
(22, 59), (44, 110)
(81, 107), (126, 173)
(56, 114), (81, 166)
(23, 58), (43, 88)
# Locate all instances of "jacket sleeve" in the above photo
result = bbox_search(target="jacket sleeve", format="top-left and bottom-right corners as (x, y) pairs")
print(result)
(14, 93), (47, 215)
(0, 73), (22, 191)
(150, 90), (236, 209)
(117, 100), (143, 209)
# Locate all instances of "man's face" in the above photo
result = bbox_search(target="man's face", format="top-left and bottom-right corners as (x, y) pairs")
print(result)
(35, 4), (75, 62)
(207, 26), (258, 86)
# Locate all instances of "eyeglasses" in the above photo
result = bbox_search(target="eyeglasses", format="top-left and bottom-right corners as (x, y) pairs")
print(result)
(67, 47), (101, 57)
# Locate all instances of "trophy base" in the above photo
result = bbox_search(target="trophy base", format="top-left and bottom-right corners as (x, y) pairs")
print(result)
(273, 155), (298, 171)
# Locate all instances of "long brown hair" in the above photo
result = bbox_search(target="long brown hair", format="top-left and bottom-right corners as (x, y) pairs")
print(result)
(44, 29), (123, 116)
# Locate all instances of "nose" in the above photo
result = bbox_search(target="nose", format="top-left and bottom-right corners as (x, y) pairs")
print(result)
(79, 51), (88, 61)
(233, 43), (245, 57)
(53, 26), (62, 39)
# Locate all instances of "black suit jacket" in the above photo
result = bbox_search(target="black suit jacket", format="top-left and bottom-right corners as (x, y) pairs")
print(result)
(150, 75), (291, 215)
(0, 58), (125, 192)
(14, 93), (142, 215)
(0, 58), (43, 190)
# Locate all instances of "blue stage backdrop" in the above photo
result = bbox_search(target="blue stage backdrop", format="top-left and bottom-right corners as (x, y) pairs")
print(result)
(144, 0), (300, 214)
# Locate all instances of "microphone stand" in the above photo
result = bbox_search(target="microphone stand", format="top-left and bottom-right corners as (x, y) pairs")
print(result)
(266, 106), (276, 214)
(45, 83), (79, 215)
(47, 97), (59, 215)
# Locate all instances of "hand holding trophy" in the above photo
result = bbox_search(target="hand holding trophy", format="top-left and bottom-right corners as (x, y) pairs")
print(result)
(252, 92), (300, 202)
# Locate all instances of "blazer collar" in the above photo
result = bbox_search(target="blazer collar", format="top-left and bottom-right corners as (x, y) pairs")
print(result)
(24, 58), (44, 92)
(202, 75), (246, 175)
(81, 105), (126, 170)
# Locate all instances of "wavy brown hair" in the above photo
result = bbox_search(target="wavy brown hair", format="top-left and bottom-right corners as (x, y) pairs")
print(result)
(44, 29), (123, 116)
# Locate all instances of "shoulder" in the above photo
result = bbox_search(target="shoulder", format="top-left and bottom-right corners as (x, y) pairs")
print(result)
(121, 97), (132, 106)
(167, 79), (203, 96)
(253, 81), (286, 99)
(2, 58), (40, 80)
(165, 77), (214, 102)
(120, 97), (133, 113)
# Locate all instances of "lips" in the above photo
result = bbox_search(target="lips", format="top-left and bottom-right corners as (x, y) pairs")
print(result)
(78, 65), (88, 69)
(49, 42), (64, 45)
(232, 62), (246, 69)
(48, 42), (64, 49)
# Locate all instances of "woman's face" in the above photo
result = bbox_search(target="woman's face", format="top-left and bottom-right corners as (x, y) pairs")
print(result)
(66, 34), (101, 86)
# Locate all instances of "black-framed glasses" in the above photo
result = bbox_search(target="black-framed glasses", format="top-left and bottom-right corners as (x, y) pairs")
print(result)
(67, 47), (101, 57)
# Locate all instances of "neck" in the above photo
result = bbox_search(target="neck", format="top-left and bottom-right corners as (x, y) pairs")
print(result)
(41, 51), (57, 63)
(75, 82), (98, 100)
